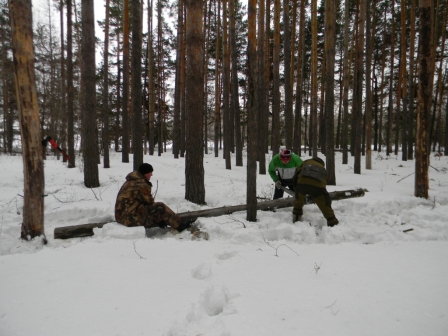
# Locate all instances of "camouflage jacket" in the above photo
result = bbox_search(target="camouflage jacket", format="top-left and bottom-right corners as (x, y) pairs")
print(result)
(293, 158), (327, 189)
(115, 171), (154, 227)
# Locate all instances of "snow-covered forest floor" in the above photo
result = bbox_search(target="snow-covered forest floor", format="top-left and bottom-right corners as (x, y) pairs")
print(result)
(1, 150), (447, 336)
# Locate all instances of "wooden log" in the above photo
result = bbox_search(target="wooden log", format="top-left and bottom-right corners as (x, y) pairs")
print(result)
(54, 188), (366, 239)
(54, 222), (110, 239)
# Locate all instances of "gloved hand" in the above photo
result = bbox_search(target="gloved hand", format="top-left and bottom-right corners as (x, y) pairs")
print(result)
(158, 221), (168, 229)
(275, 181), (282, 189)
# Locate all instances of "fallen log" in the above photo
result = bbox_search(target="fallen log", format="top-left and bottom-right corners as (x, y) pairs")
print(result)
(54, 188), (366, 239)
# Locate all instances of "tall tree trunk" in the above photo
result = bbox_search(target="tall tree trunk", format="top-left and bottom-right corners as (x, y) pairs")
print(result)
(173, 0), (183, 158)
(408, 0), (416, 159)
(354, 0), (365, 174)
(230, 0), (242, 166)
(365, 0), (373, 169)
(264, 0), (270, 153)
(283, 0), (292, 148)
(342, 0), (350, 164)
(67, 0), (75, 167)
(9, 0), (45, 240)
(325, 0), (336, 185)
(214, 0), (221, 158)
(400, 0), (408, 161)
(415, 0), (434, 198)
(59, 0), (67, 164)
(257, 0), (266, 173)
(294, 0), (306, 157)
(272, 0), (280, 154)
(132, 0), (143, 169)
(102, 0), (110, 168)
(81, 0), (99, 188)
(222, 0), (231, 170)
(185, 0), (205, 204)
(247, 0), (258, 222)
(386, 0), (395, 156)
(311, 0), (318, 157)
(148, 0), (155, 155)
(122, 0), (130, 162)
(157, 0), (163, 156)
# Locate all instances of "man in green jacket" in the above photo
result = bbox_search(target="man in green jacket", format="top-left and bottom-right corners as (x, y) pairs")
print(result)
(292, 157), (339, 227)
(268, 149), (303, 199)
(115, 163), (192, 231)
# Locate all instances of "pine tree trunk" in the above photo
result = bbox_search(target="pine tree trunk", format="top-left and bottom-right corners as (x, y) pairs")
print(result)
(9, 0), (45, 240)
(214, 0), (221, 158)
(81, 0), (99, 188)
(272, 0), (280, 155)
(294, 0), (306, 157)
(324, 0), (336, 185)
(230, 0), (242, 166)
(185, 0), (205, 205)
(365, 0), (373, 169)
(132, 0), (143, 169)
(415, 0), (434, 199)
(122, 0), (130, 162)
(257, 0), (266, 173)
(102, 0), (110, 168)
(246, 0), (258, 222)
(311, 0), (318, 157)
(222, 0), (231, 170)
(283, 0), (293, 149)
(342, 0), (350, 164)
(354, 0), (365, 174)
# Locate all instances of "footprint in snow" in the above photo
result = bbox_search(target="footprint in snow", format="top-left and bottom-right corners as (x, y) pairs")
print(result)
(191, 262), (212, 280)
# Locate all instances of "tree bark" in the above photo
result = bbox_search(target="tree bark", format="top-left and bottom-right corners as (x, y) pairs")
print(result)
(102, 0), (110, 168)
(415, 0), (434, 198)
(132, 0), (143, 169)
(324, 0), (336, 185)
(121, 0), (130, 162)
(81, 0), (99, 188)
(9, 0), (45, 240)
(185, 0), (205, 204)
(247, 0), (258, 222)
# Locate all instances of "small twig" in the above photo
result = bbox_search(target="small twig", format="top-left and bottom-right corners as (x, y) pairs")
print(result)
(403, 228), (414, 233)
(227, 215), (246, 228)
(261, 234), (299, 257)
(325, 299), (340, 315)
(132, 239), (145, 259)
(396, 172), (415, 183)
(314, 262), (322, 274)
(431, 196), (436, 210)
(90, 188), (101, 201)
(430, 165), (439, 172)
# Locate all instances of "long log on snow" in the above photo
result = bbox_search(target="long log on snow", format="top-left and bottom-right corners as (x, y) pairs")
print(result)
(53, 188), (366, 239)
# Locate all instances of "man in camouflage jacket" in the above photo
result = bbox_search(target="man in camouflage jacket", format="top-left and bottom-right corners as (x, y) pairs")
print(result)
(292, 157), (339, 227)
(115, 163), (189, 231)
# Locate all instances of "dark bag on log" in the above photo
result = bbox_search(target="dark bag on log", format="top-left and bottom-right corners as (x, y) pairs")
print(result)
(300, 164), (326, 182)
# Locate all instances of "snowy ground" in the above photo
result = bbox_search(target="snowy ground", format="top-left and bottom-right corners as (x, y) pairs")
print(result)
(1, 149), (447, 336)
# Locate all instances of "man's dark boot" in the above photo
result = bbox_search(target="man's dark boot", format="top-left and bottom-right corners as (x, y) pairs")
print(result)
(177, 218), (197, 232)
(327, 216), (339, 227)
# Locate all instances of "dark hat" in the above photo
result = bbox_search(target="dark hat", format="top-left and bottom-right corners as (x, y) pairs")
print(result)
(138, 163), (153, 175)
(313, 157), (325, 166)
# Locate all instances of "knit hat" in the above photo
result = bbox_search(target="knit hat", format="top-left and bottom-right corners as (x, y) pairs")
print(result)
(138, 163), (153, 175)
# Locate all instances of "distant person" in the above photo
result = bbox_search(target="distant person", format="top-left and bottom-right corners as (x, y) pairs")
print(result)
(292, 157), (339, 227)
(268, 149), (303, 200)
(115, 163), (193, 232)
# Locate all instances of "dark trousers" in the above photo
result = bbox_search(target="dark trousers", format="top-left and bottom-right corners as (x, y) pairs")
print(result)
(293, 184), (335, 220)
(273, 182), (294, 200)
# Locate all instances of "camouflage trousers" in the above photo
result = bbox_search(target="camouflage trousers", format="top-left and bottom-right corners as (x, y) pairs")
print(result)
(143, 202), (181, 229)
